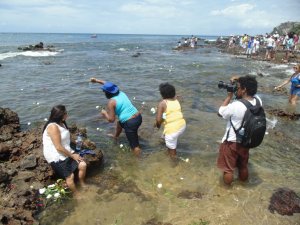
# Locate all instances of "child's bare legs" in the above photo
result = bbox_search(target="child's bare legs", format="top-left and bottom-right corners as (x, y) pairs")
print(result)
(167, 148), (176, 158)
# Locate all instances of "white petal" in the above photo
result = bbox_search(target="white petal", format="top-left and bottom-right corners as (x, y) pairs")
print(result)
(157, 183), (162, 188)
(39, 188), (46, 194)
(46, 194), (52, 199)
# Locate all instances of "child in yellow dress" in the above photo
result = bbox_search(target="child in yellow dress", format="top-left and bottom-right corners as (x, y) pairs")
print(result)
(154, 83), (186, 158)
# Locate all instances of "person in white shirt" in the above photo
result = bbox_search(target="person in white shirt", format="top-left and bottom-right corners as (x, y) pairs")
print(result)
(43, 105), (87, 196)
(217, 76), (262, 185)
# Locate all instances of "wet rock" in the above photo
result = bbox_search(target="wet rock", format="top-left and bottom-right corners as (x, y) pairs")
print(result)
(0, 168), (10, 183)
(20, 154), (37, 170)
(177, 190), (203, 199)
(0, 143), (10, 161)
(132, 52), (141, 57)
(269, 188), (300, 215)
(267, 109), (300, 120)
(142, 218), (173, 225)
(0, 107), (104, 224)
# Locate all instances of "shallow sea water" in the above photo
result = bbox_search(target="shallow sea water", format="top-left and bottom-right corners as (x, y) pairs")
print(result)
(0, 33), (299, 225)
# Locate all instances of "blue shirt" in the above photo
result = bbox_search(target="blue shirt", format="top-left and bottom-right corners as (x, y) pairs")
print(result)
(112, 91), (138, 123)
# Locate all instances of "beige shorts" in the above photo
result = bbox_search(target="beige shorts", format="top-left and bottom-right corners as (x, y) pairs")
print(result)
(164, 125), (186, 149)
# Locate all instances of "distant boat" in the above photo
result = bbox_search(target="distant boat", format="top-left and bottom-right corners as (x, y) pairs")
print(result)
(91, 34), (97, 38)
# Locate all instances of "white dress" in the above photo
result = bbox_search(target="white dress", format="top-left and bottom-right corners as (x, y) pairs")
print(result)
(42, 123), (74, 163)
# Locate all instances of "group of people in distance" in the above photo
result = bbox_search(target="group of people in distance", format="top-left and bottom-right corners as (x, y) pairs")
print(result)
(42, 65), (300, 195)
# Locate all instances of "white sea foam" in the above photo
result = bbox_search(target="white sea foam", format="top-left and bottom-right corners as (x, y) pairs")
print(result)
(118, 48), (127, 51)
(0, 50), (60, 60)
(271, 64), (289, 69)
(285, 68), (295, 75)
(266, 117), (277, 130)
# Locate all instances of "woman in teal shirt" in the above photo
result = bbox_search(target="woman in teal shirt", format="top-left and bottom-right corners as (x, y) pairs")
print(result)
(90, 78), (142, 156)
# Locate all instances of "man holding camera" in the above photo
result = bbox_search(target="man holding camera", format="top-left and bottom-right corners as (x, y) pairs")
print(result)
(217, 75), (262, 185)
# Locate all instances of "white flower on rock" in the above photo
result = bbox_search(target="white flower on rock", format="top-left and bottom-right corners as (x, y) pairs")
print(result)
(54, 193), (60, 198)
(39, 188), (46, 194)
(46, 194), (52, 199)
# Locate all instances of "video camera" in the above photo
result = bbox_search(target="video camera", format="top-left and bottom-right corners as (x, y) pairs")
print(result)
(218, 81), (237, 93)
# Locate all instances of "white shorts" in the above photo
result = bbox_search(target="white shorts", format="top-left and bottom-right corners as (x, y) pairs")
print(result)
(164, 124), (186, 149)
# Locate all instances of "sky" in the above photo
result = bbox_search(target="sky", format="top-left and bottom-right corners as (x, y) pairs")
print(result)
(0, 0), (300, 36)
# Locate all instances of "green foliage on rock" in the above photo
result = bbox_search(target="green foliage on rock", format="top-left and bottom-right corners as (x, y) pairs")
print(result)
(271, 21), (300, 35)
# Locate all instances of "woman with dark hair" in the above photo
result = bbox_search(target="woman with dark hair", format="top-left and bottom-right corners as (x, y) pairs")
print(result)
(42, 105), (87, 196)
(90, 78), (142, 156)
(154, 83), (186, 158)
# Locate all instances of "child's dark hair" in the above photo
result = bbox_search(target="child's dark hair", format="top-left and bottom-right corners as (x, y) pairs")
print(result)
(159, 82), (176, 99)
(238, 75), (257, 96)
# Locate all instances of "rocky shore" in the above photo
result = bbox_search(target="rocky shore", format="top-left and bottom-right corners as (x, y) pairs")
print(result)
(214, 38), (300, 65)
(0, 108), (103, 225)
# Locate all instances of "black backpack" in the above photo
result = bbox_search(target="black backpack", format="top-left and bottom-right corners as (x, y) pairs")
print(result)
(229, 97), (266, 148)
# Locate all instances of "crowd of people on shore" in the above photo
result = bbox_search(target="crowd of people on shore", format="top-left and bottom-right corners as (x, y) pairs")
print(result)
(176, 35), (199, 48)
(228, 31), (299, 61)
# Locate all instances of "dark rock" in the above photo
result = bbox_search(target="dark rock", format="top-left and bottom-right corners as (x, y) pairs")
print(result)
(177, 190), (203, 199)
(0, 107), (104, 225)
(0, 143), (10, 161)
(19, 154), (37, 170)
(269, 188), (300, 215)
(0, 169), (10, 183)
(132, 52), (141, 57)
(142, 218), (173, 225)
(267, 109), (300, 120)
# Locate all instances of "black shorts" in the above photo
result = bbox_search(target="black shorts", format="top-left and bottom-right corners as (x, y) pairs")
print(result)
(50, 157), (78, 178)
(119, 114), (142, 149)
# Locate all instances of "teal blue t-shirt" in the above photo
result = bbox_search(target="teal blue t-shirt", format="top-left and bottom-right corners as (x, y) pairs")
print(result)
(112, 91), (138, 123)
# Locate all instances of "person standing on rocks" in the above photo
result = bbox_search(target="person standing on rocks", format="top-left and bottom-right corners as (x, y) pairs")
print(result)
(90, 78), (142, 156)
(217, 75), (262, 185)
(42, 105), (87, 196)
(154, 83), (186, 158)
(274, 64), (300, 105)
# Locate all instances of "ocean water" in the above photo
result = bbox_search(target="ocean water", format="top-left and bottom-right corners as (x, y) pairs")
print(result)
(0, 33), (299, 225)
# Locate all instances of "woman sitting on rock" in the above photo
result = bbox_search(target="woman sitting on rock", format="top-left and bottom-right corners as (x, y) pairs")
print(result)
(275, 64), (300, 105)
(42, 105), (87, 196)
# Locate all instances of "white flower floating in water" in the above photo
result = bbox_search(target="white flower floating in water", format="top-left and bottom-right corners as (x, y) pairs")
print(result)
(157, 183), (162, 189)
(179, 157), (189, 163)
(39, 188), (46, 194)
(150, 107), (156, 114)
(27, 122), (31, 126)
(142, 102), (145, 105)
(96, 106), (100, 109)
(120, 144), (124, 148)
(133, 97), (136, 100)
(44, 118), (48, 121)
